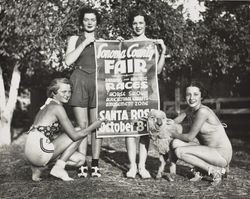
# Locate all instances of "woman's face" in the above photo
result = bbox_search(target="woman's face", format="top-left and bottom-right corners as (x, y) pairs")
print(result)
(132, 15), (146, 36)
(54, 83), (72, 104)
(82, 13), (97, 33)
(185, 86), (202, 109)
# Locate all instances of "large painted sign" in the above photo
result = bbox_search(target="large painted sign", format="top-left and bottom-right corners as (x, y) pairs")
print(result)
(95, 40), (159, 138)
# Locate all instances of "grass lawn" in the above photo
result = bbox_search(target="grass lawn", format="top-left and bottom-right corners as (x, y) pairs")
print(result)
(0, 132), (250, 199)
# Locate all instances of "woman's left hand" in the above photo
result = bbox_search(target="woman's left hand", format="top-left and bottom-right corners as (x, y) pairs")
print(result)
(154, 39), (166, 54)
(166, 119), (175, 125)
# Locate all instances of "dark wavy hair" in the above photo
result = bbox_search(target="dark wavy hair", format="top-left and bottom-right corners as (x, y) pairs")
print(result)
(185, 81), (208, 100)
(47, 78), (72, 98)
(78, 7), (101, 26)
(128, 9), (149, 28)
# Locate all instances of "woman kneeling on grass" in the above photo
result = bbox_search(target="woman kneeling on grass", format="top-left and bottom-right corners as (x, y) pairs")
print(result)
(24, 78), (103, 181)
(170, 81), (232, 185)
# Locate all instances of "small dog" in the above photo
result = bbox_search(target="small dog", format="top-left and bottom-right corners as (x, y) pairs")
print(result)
(146, 109), (182, 181)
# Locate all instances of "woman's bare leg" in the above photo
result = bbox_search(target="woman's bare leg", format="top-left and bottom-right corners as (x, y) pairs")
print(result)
(50, 134), (81, 181)
(125, 137), (137, 178)
(89, 108), (102, 160)
(31, 165), (47, 181)
(73, 107), (88, 161)
(172, 138), (200, 149)
(175, 145), (228, 171)
(138, 135), (151, 178)
(66, 151), (86, 167)
(51, 133), (74, 159)
(89, 108), (103, 177)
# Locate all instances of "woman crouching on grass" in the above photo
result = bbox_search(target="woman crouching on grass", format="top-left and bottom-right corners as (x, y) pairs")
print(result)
(24, 78), (103, 181)
(170, 81), (232, 185)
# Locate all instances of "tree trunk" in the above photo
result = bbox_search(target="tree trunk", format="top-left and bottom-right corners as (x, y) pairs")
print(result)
(175, 80), (181, 115)
(0, 120), (11, 145)
(0, 64), (21, 145)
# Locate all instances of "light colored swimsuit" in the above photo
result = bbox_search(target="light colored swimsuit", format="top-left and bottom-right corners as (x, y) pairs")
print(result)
(198, 121), (232, 164)
(192, 106), (233, 165)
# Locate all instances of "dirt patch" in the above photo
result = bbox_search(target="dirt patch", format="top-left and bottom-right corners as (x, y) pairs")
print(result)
(0, 135), (250, 199)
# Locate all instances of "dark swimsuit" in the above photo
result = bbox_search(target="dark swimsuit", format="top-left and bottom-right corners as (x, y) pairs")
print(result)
(28, 121), (60, 142)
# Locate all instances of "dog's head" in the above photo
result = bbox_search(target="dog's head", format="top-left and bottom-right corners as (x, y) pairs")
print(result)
(147, 109), (167, 140)
(147, 109), (181, 141)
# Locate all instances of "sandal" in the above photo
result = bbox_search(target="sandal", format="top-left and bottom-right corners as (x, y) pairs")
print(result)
(208, 167), (226, 186)
(190, 168), (203, 182)
(91, 166), (101, 177)
(78, 165), (88, 178)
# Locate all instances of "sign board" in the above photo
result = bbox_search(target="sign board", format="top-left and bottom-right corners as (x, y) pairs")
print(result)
(95, 40), (159, 138)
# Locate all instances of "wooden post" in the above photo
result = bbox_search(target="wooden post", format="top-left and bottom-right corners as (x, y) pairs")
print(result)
(216, 98), (221, 114)
(175, 81), (181, 115)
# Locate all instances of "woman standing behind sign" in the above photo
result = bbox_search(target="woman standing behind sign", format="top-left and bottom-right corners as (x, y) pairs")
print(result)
(64, 7), (102, 178)
(123, 10), (167, 178)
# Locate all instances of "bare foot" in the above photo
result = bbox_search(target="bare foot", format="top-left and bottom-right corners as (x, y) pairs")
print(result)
(166, 173), (175, 182)
(31, 165), (46, 181)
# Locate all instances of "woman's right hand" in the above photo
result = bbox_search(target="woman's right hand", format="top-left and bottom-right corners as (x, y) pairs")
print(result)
(92, 118), (108, 129)
(116, 36), (125, 42)
(84, 36), (95, 46)
(166, 119), (175, 125)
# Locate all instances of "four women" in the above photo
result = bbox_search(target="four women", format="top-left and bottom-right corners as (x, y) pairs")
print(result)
(24, 7), (232, 185)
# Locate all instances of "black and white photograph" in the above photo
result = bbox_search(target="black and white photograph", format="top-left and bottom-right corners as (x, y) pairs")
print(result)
(0, 0), (250, 198)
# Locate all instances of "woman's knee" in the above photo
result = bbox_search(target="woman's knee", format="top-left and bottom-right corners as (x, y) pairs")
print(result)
(174, 147), (184, 159)
(126, 137), (136, 145)
(171, 139), (185, 149)
(73, 152), (86, 166)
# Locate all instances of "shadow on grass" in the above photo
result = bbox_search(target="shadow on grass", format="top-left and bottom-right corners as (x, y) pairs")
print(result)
(100, 149), (193, 180)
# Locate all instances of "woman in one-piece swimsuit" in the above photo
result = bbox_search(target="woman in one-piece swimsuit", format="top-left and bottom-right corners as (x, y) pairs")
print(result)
(171, 81), (232, 185)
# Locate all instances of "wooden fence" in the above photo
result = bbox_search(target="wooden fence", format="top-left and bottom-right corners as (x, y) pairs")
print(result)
(163, 97), (250, 116)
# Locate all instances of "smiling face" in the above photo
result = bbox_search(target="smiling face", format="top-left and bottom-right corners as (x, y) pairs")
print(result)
(82, 13), (97, 33)
(132, 15), (146, 37)
(54, 83), (72, 104)
(185, 86), (202, 110)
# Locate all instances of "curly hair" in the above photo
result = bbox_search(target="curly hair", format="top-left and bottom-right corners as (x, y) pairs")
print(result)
(128, 9), (149, 28)
(78, 7), (101, 26)
(47, 78), (72, 98)
(185, 80), (208, 100)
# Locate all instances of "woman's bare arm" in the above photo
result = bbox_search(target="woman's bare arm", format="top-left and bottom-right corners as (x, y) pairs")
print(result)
(54, 105), (101, 141)
(174, 112), (186, 124)
(155, 39), (166, 74)
(172, 108), (208, 142)
(64, 35), (95, 66)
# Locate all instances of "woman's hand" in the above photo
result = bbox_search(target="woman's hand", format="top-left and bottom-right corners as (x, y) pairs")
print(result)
(83, 36), (95, 46)
(155, 39), (166, 55)
(92, 119), (103, 129)
(116, 36), (125, 42)
(166, 118), (175, 125)
(92, 118), (108, 128)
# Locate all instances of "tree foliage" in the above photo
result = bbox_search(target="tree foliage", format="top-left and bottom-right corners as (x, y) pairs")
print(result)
(186, 1), (250, 96)
(0, 0), (80, 89)
(0, 0), (249, 96)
